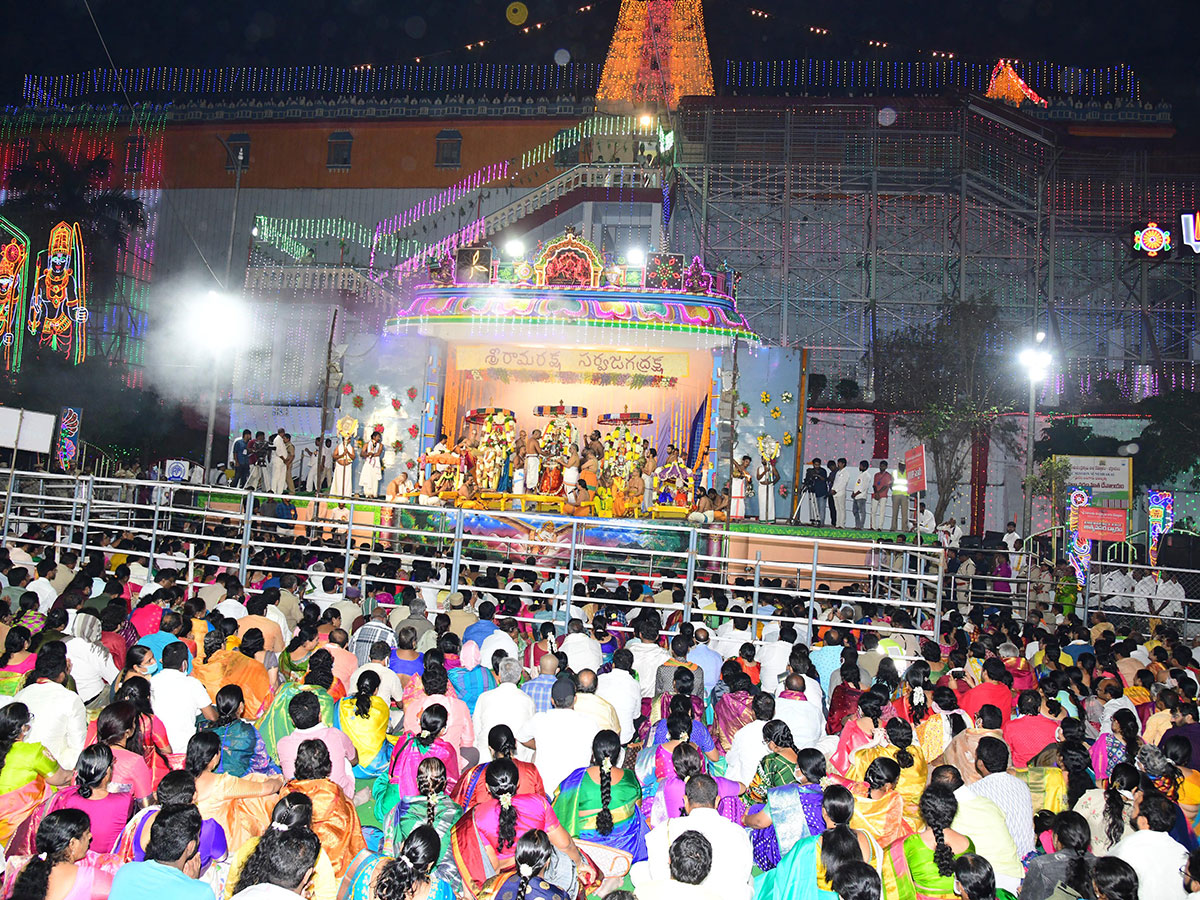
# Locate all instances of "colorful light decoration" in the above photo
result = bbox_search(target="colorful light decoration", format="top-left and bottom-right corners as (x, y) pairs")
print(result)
(1066, 486), (1093, 585)
(56, 407), (81, 471)
(1133, 221), (1172, 258)
(985, 59), (1048, 108)
(0, 217), (31, 373)
(597, 0), (714, 109)
(1148, 490), (1175, 574)
(29, 222), (87, 365)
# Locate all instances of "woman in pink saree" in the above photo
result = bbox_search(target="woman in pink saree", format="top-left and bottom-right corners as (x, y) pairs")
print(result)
(2, 809), (117, 900)
(710, 673), (756, 754)
(831, 691), (888, 778)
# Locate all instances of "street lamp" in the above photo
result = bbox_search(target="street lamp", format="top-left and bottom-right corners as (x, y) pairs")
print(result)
(192, 290), (247, 481)
(1019, 336), (1052, 540)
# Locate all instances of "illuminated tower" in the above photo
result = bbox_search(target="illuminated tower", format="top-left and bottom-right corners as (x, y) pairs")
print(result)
(985, 60), (1047, 108)
(597, 0), (714, 111)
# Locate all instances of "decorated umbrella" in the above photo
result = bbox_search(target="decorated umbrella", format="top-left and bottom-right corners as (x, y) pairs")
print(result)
(464, 407), (516, 425)
(533, 404), (588, 418)
(596, 410), (653, 427)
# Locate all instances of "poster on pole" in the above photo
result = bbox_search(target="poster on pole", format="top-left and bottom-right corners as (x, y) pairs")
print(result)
(1076, 506), (1128, 542)
(55, 408), (81, 471)
(0, 407), (55, 454)
(1052, 455), (1132, 508)
(904, 445), (927, 493)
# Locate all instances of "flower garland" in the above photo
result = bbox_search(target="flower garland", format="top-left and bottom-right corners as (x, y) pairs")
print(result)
(538, 416), (574, 457)
(467, 368), (678, 389)
(757, 434), (780, 461)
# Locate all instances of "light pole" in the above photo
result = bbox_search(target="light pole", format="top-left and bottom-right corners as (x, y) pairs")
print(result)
(1019, 333), (1051, 539)
(195, 291), (245, 481)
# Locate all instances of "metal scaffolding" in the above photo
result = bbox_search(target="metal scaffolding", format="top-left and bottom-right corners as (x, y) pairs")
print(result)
(669, 95), (1200, 401)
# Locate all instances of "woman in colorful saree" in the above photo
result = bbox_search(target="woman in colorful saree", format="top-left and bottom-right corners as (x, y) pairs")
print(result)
(202, 684), (277, 776)
(223, 792), (338, 900)
(0, 703), (71, 846)
(0, 626), (36, 696)
(450, 758), (599, 900)
(452, 725), (545, 812)
(110, 676), (174, 783)
(880, 718), (929, 831)
(340, 669), (394, 778)
(193, 628), (274, 721)
(753, 784), (883, 900)
(849, 757), (912, 852)
(1091, 708), (1141, 782)
(185, 729), (284, 848)
(553, 729), (649, 863)
(710, 671), (756, 753)
(745, 747), (828, 871)
(880, 785), (974, 900)
(339, 825), (455, 900)
(377, 703), (461, 820)
(93, 701), (154, 806)
(646, 665), (706, 734)
(832, 690), (888, 778)
(279, 624), (320, 684)
(1, 809), (113, 900)
(111, 770), (228, 873)
(382, 757), (463, 868)
(284, 737), (367, 880)
(744, 720), (800, 805)
(646, 741), (744, 829)
(472, 829), (573, 900)
(257, 654), (339, 760)
(826, 661), (865, 736)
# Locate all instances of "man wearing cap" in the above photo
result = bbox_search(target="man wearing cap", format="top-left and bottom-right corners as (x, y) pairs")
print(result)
(446, 590), (478, 636)
(518, 676), (601, 794)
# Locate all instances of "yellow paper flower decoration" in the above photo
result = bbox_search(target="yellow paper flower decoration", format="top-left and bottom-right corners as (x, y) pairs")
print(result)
(770, 406), (781, 419)
(760, 391), (771, 404)
(782, 431), (794, 446)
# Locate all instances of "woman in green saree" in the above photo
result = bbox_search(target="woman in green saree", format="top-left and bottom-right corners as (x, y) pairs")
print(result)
(256, 652), (339, 760)
(278, 626), (319, 683)
(382, 757), (463, 864)
(880, 785), (973, 900)
(744, 720), (800, 805)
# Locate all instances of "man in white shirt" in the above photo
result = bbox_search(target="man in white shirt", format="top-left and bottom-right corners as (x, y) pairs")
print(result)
(269, 428), (288, 494)
(478, 618), (521, 670)
(930, 765), (1024, 894)
(937, 517), (964, 549)
(559, 619), (603, 673)
(626, 621), (671, 699)
(137, 569), (178, 603)
(350, 641), (405, 725)
(723, 694), (776, 786)
(10, 651), (86, 767)
(1110, 790), (1188, 900)
(715, 614), (754, 661)
(28, 559), (59, 613)
(517, 678), (600, 794)
(1001, 521), (1021, 553)
(573, 669), (621, 736)
(1155, 572), (1187, 621)
(757, 624), (796, 692)
(150, 643), (217, 751)
(774, 673), (825, 749)
(631, 774), (754, 900)
(473, 658), (535, 762)
(829, 457), (851, 528)
(914, 502), (937, 536)
(1133, 569), (1158, 617)
(596, 648), (641, 744)
(968, 737), (1035, 858)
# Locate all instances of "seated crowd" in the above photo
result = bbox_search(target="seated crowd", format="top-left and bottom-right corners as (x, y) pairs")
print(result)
(0, 534), (1197, 900)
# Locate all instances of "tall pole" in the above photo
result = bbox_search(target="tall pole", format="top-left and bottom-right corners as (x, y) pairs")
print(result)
(316, 309), (340, 490)
(205, 142), (246, 480)
(1022, 375), (1036, 539)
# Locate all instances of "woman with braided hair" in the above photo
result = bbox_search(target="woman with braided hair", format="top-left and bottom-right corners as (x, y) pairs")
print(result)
(449, 759), (597, 900)
(745, 719), (800, 804)
(1018, 810), (1094, 900)
(881, 784), (972, 900)
(1073, 761), (1136, 854)
(880, 717), (928, 831)
(646, 741), (745, 829)
(256, 648), (339, 759)
(200, 685), (276, 777)
(339, 669), (394, 778)
(849, 758), (912, 858)
(3, 809), (113, 900)
(827, 661), (866, 736)
(452, 726), (545, 811)
(222, 793), (338, 900)
(745, 747), (831, 871)
(474, 829), (572, 900)
(553, 729), (649, 865)
(382, 756), (462, 868)
(1091, 707), (1142, 781)
(382, 703), (460, 809)
(1056, 741), (1097, 811)
(341, 825), (454, 900)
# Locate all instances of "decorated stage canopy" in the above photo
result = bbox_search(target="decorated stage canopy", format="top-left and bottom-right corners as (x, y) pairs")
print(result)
(385, 230), (757, 351)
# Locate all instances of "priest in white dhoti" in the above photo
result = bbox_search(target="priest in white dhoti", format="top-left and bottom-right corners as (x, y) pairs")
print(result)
(730, 455), (750, 519)
(330, 417), (357, 498)
(268, 429), (288, 494)
(359, 432), (384, 497)
(756, 455), (778, 522)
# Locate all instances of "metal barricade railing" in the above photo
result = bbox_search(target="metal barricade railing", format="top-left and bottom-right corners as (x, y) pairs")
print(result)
(1086, 557), (1200, 637)
(0, 469), (946, 642)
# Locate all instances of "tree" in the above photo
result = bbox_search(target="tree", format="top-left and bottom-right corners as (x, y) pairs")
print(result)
(1034, 419), (1120, 462)
(1133, 390), (1200, 488)
(874, 294), (1022, 521)
(1, 143), (146, 366)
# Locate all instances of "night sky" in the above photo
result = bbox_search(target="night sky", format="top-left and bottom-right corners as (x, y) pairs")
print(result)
(4, 0), (1200, 126)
